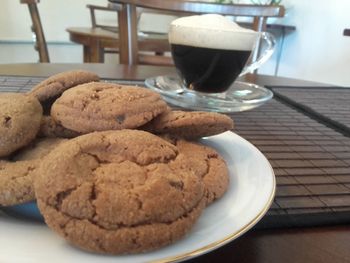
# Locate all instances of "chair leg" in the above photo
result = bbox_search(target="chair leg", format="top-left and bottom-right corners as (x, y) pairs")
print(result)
(118, 3), (138, 65)
(26, 2), (50, 62)
(83, 46), (92, 63)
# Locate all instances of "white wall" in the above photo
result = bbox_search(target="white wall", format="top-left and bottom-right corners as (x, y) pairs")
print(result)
(258, 0), (350, 86)
(0, 0), (99, 41)
(0, 0), (112, 63)
(0, 0), (349, 86)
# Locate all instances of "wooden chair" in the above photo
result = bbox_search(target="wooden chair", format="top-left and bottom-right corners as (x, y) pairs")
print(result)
(66, 4), (172, 65)
(20, 0), (50, 62)
(108, 0), (285, 65)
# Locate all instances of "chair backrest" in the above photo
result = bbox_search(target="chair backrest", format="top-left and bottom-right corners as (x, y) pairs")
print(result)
(20, 0), (50, 62)
(87, 4), (175, 33)
(108, 0), (285, 65)
(87, 4), (120, 32)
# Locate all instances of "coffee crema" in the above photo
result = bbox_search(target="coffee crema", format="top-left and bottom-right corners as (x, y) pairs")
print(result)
(169, 14), (257, 93)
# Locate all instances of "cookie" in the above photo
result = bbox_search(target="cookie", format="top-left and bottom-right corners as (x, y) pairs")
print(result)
(141, 110), (234, 139)
(51, 82), (168, 133)
(28, 70), (100, 103)
(38, 116), (81, 138)
(0, 93), (43, 158)
(0, 138), (67, 206)
(34, 130), (205, 254)
(169, 138), (229, 205)
(0, 160), (39, 206)
(12, 137), (68, 161)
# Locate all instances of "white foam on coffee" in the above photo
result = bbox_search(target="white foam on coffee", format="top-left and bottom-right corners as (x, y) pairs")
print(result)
(169, 14), (257, 51)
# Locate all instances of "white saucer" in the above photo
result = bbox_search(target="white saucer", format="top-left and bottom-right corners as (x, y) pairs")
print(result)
(145, 75), (273, 112)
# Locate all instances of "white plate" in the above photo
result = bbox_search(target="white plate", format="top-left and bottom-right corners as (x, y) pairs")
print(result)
(0, 131), (275, 263)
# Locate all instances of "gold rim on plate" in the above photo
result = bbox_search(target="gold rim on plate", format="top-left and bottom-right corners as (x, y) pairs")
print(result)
(153, 164), (276, 263)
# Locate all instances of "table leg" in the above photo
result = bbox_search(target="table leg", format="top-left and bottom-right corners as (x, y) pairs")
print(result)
(83, 46), (91, 63)
(91, 40), (104, 63)
(84, 40), (104, 63)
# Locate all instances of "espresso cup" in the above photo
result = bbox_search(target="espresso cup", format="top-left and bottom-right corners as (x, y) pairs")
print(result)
(168, 14), (276, 93)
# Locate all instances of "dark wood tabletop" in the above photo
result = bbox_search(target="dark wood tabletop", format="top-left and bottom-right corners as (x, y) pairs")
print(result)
(0, 63), (329, 86)
(0, 63), (349, 263)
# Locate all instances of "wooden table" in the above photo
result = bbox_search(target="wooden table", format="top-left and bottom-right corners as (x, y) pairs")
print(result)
(66, 27), (170, 63)
(0, 63), (349, 263)
(66, 23), (295, 67)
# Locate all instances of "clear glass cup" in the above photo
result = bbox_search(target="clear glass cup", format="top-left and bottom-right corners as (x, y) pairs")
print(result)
(144, 14), (275, 112)
(168, 21), (276, 93)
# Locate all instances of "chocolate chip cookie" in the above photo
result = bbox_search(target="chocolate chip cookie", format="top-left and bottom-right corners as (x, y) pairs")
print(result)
(0, 160), (39, 206)
(34, 130), (206, 254)
(51, 82), (168, 133)
(169, 138), (229, 205)
(0, 93), (43, 158)
(0, 138), (67, 206)
(12, 137), (68, 161)
(142, 110), (234, 139)
(38, 116), (81, 138)
(28, 70), (100, 103)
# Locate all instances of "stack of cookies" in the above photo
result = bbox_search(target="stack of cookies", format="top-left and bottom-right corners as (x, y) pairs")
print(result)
(0, 70), (233, 255)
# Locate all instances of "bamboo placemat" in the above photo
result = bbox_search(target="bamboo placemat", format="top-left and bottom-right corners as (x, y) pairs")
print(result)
(229, 97), (350, 228)
(271, 86), (350, 135)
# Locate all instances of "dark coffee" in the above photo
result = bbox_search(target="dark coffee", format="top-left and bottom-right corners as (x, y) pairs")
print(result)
(171, 44), (251, 93)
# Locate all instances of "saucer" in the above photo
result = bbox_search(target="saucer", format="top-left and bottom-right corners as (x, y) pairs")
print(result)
(144, 75), (273, 112)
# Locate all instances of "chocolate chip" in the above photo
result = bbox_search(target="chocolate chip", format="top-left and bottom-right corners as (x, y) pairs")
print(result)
(3, 116), (12, 128)
(90, 93), (100, 100)
(116, 115), (125, 124)
(169, 180), (184, 190)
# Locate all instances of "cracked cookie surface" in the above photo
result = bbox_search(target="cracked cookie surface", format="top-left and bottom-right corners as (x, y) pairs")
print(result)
(142, 110), (234, 139)
(0, 160), (39, 206)
(0, 93), (43, 158)
(34, 130), (206, 254)
(168, 138), (229, 206)
(0, 138), (67, 206)
(51, 82), (168, 133)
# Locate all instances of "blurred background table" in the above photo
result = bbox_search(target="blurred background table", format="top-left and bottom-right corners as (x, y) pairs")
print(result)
(0, 63), (349, 263)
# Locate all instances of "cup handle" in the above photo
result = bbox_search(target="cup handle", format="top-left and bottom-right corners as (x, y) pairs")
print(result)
(240, 32), (276, 76)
